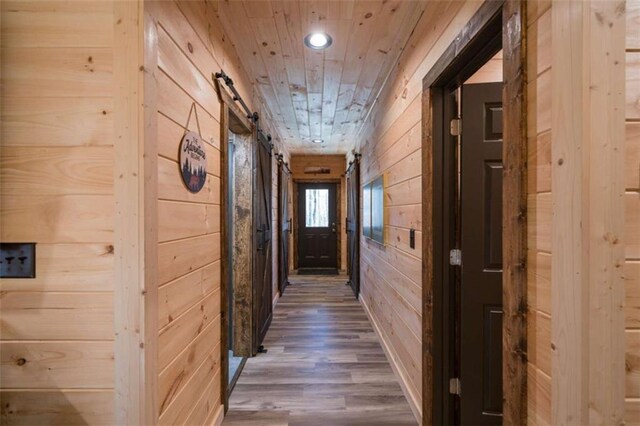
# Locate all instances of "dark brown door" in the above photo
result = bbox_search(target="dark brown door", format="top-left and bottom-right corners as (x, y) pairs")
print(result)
(297, 182), (338, 269)
(277, 162), (291, 294)
(346, 159), (360, 297)
(459, 82), (503, 424)
(253, 131), (272, 352)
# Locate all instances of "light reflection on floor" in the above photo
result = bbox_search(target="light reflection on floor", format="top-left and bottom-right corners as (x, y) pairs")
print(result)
(228, 350), (243, 384)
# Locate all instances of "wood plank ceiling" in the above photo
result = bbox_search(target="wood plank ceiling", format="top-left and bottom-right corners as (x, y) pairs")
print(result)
(217, 0), (425, 154)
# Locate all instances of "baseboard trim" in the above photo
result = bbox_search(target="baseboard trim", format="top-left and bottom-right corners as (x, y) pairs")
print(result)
(359, 293), (422, 423)
(209, 404), (224, 426)
(272, 290), (280, 309)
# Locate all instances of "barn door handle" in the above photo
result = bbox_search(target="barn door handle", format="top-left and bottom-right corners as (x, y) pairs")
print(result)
(257, 225), (269, 251)
(287, 218), (292, 233)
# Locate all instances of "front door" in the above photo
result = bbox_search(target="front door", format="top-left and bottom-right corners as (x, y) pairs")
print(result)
(253, 131), (272, 353)
(458, 82), (503, 424)
(297, 183), (338, 269)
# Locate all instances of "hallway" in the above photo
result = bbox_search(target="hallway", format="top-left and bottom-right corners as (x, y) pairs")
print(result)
(223, 275), (417, 425)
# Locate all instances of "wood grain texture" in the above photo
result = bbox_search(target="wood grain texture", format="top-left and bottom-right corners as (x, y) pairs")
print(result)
(158, 262), (221, 330)
(502, 2), (528, 423)
(224, 274), (417, 425)
(628, 52), (640, 120)
(629, 0), (640, 50)
(526, 4), (553, 423)
(0, 390), (115, 425)
(1, 195), (114, 243)
(0, 97), (114, 148)
(0, 146), (113, 195)
(0, 1), (117, 424)
(150, 0), (276, 421)
(0, 291), (113, 340)
(0, 341), (114, 389)
(2, 47), (113, 98)
(113, 0), (158, 422)
(217, 0), (425, 153)
(0, 0), (113, 48)
(628, 3), (640, 418)
(551, 1), (626, 424)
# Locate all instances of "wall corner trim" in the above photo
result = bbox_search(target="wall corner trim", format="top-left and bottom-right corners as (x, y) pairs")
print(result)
(113, 1), (159, 424)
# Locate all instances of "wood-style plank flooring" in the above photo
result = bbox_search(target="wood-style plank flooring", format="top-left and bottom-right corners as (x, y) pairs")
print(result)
(223, 275), (417, 426)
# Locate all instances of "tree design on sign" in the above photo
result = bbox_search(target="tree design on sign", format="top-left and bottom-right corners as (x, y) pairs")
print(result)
(179, 104), (207, 193)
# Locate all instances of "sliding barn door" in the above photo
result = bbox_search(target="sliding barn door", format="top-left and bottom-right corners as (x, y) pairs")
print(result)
(346, 158), (360, 298)
(278, 161), (291, 294)
(253, 131), (273, 353)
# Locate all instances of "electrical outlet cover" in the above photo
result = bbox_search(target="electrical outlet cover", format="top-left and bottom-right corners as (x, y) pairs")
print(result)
(0, 243), (36, 278)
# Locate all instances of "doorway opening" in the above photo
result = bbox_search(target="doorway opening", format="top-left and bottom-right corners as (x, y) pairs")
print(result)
(297, 182), (339, 275)
(422, 1), (526, 425)
(221, 106), (254, 408)
(226, 131), (246, 393)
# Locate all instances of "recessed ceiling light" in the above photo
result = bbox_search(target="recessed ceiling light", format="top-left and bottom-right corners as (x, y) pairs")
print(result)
(311, 138), (323, 144)
(304, 32), (332, 50)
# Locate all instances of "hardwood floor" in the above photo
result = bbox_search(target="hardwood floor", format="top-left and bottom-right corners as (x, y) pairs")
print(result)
(223, 275), (417, 425)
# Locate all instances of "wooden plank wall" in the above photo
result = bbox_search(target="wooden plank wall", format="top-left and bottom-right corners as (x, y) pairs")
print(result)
(526, 1), (552, 424)
(152, 2), (224, 422)
(290, 154), (347, 271)
(0, 1), (116, 424)
(354, 1), (485, 421)
(150, 1), (284, 423)
(626, 0), (640, 421)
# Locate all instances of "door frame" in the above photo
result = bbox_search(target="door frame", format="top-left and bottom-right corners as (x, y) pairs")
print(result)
(421, 1), (526, 424)
(215, 79), (255, 413)
(292, 178), (342, 271)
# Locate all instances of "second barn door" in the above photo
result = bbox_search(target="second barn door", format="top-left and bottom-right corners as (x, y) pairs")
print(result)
(278, 160), (291, 294)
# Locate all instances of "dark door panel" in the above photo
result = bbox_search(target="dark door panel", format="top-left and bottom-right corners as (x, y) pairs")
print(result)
(298, 183), (338, 269)
(346, 159), (360, 297)
(459, 82), (503, 425)
(278, 162), (291, 294)
(253, 131), (272, 352)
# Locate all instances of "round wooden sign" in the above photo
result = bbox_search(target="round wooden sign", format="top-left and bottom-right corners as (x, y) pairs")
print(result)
(179, 131), (207, 193)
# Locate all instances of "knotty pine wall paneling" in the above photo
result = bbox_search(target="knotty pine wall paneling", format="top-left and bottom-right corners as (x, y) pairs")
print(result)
(626, 0), (640, 421)
(0, 1), (116, 424)
(1, 1), (282, 424)
(526, 1), (552, 424)
(151, 1), (282, 424)
(551, 0), (626, 423)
